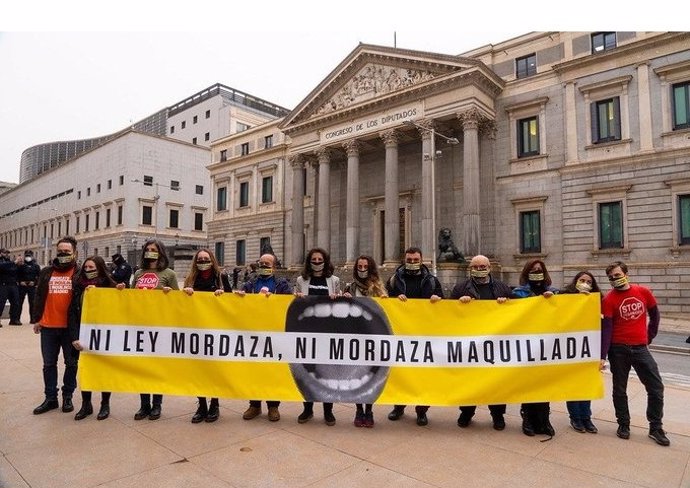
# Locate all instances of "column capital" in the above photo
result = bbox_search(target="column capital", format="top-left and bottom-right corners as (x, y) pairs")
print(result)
(342, 139), (360, 157)
(315, 147), (332, 164)
(457, 108), (496, 139)
(379, 129), (399, 147)
(288, 153), (305, 169)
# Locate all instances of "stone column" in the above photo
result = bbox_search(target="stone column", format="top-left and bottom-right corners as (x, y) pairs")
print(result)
(380, 129), (400, 265)
(415, 119), (435, 263)
(289, 154), (305, 266)
(637, 62), (653, 152)
(316, 148), (331, 250)
(343, 140), (360, 265)
(564, 81), (578, 163)
(458, 109), (481, 256)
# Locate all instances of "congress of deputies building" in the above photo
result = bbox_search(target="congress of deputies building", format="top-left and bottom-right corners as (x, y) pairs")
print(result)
(2, 32), (689, 313)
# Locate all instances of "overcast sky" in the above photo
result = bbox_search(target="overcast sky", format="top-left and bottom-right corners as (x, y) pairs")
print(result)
(0, 2), (673, 184)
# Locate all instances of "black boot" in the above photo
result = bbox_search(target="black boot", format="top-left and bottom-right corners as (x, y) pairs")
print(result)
(97, 403), (110, 420)
(33, 398), (59, 415)
(205, 398), (219, 423)
(134, 404), (151, 420)
(192, 398), (208, 423)
(521, 409), (535, 436)
(74, 401), (93, 420)
(62, 396), (74, 413)
(149, 403), (162, 420)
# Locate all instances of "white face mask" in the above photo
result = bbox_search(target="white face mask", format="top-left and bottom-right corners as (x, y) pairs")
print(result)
(575, 281), (592, 292)
(357, 270), (368, 279)
(528, 272), (544, 282)
(311, 262), (324, 272)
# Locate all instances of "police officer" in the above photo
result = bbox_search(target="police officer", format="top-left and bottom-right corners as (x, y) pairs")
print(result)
(110, 253), (132, 287)
(0, 248), (22, 326)
(17, 250), (41, 324)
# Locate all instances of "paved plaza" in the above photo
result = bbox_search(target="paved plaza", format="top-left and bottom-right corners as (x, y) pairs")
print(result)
(1, 306), (689, 488)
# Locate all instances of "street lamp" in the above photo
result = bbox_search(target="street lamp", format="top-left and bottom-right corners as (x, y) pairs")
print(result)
(404, 120), (459, 276)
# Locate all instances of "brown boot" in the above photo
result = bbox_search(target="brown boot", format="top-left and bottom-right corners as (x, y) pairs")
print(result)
(243, 405), (261, 420)
(267, 406), (280, 422)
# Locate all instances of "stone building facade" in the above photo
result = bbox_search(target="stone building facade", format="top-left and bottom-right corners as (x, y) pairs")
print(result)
(209, 32), (690, 313)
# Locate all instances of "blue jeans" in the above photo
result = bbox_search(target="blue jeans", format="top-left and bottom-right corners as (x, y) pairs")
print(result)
(566, 400), (592, 420)
(608, 344), (664, 429)
(40, 327), (78, 399)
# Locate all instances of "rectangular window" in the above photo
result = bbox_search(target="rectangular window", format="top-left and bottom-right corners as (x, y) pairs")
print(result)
(95, 212), (100, 230)
(105, 246), (109, 258)
(193, 115), (198, 124)
(237, 122), (250, 132)
(65, 219), (69, 236)
(516, 53), (536, 79)
(672, 81), (690, 130)
(107, 179), (112, 190)
(217, 187), (227, 211)
(205, 132), (210, 142)
(260, 236), (270, 254)
(181, 121), (186, 129)
(261, 176), (273, 203)
(517, 117), (539, 157)
(205, 110), (211, 119)
(97, 183), (101, 193)
(592, 32), (616, 53)
(76, 216), (80, 234)
(264, 134), (273, 149)
(144, 175), (153, 186)
(78, 190), (81, 199)
(196, 184), (204, 195)
(57, 221), (62, 237)
(87, 187), (91, 197)
(519, 210), (541, 253)
(85, 214), (90, 232)
(119, 175), (124, 185)
(117, 205), (123, 225)
(591, 97), (621, 143)
(170, 125), (175, 134)
(239, 181), (249, 207)
(192, 137), (197, 145)
(169, 209), (179, 228)
(170, 180), (180, 191)
(106, 208), (111, 227)
(680, 194), (690, 245)
(236, 239), (246, 265)
(215, 242), (225, 266)
(142, 205), (153, 226)
(194, 212), (203, 231)
(599, 201), (623, 248)
(241, 142), (250, 156)
(220, 149), (227, 162)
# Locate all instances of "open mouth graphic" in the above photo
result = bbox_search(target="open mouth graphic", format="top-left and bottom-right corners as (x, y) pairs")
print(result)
(286, 296), (391, 403)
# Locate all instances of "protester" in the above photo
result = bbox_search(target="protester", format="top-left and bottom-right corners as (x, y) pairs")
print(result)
(386, 246), (443, 426)
(118, 239), (178, 421)
(32, 236), (79, 415)
(68, 256), (117, 420)
(182, 249), (231, 423)
(561, 271), (601, 434)
(0, 248), (22, 326)
(451, 254), (511, 431)
(294, 247), (341, 426)
(110, 253), (132, 288)
(512, 259), (558, 437)
(17, 250), (41, 324)
(343, 255), (387, 428)
(602, 261), (669, 446)
(237, 252), (292, 422)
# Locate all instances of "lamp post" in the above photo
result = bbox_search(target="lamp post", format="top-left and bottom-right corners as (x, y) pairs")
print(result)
(132, 179), (179, 240)
(404, 121), (459, 276)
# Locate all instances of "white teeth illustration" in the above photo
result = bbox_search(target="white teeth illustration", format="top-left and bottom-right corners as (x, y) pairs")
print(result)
(307, 371), (373, 391)
(298, 303), (371, 321)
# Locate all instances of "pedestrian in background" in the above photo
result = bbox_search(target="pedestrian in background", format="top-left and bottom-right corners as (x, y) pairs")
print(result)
(17, 249), (41, 324)
(110, 253), (132, 288)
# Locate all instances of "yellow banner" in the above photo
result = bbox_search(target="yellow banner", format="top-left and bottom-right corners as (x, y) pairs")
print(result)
(79, 289), (604, 405)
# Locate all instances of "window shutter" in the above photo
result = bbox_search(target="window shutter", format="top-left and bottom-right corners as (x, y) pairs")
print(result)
(613, 97), (622, 140)
(590, 102), (599, 142)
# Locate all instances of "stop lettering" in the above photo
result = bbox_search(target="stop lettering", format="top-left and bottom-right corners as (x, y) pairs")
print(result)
(136, 272), (160, 289)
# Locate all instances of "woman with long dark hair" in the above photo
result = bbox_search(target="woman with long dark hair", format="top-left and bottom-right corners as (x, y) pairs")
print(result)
(68, 256), (116, 420)
(182, 249), (231, 423)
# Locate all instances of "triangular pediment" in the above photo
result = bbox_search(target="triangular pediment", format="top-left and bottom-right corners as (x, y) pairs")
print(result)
(281, 44), (490, 131)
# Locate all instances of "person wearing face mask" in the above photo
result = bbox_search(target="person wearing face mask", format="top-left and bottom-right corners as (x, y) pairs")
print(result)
(237, 253), (292, 422)
(118, 239), (178, 421)
(386, 246), (443, 427)
(68, 256), (117, 420)
(512, 259), (559, 438)
(601, 261), (669, 446)
(450, 254), (512, 431)
(0, 248), (22, 326)
(32, 236), (80, 415)
(109, 253), (132, 288)
(182, 249), (231, 424)
(16, 250), (41, 325)
(343, 255), (387, 428)
(294, 248), (341, 425)
(560, 271), (602, 434)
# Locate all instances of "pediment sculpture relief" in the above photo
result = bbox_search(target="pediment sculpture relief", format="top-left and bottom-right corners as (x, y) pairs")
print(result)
(314, 64), (436, 116)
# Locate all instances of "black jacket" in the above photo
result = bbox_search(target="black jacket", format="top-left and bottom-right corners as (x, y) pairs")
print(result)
(386, 264), (444, 299)
(17, 260), (41, 285)
(450, 276), (512, 300)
